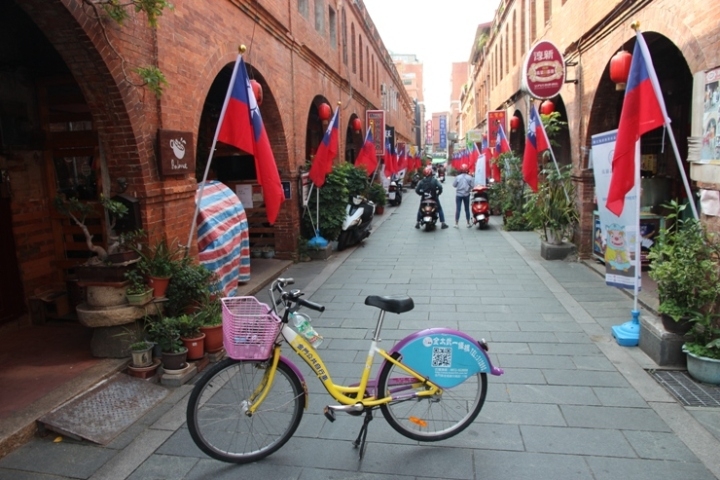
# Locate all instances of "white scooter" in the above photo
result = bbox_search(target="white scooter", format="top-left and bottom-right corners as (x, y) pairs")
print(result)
(337, 195), (375, 251)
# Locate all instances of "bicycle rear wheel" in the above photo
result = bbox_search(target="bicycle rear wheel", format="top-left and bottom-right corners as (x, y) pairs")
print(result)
(377, 358), (487, 441)
(186, 357), (304, 463)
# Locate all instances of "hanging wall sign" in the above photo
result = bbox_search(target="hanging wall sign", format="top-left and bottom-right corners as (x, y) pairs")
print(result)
(158, 130), (195, 176)
(366, 110), (385, 156)
(522, 40), (565, 99)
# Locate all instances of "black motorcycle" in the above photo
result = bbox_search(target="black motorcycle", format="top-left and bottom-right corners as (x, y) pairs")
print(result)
(337, 195), (375, 251)
(388, 176), (403, 206)
(410, 173), (421, 189)
(418, 192), (439, 231)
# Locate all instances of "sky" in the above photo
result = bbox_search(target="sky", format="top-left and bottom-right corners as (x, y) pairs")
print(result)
(362, 0), (501, 114)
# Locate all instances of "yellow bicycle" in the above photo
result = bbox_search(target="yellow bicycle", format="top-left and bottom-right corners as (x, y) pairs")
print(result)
(186, 277), (504, 463)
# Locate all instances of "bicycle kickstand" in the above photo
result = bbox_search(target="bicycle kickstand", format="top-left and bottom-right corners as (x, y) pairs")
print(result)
(352, 408), (373, 460)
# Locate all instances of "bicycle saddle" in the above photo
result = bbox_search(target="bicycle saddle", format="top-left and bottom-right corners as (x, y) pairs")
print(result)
(364, 295), (414, 314)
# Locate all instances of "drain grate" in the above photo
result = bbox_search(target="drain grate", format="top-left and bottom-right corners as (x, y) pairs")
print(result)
(649, 370), (720, 407)
(39, 373), (169, 445)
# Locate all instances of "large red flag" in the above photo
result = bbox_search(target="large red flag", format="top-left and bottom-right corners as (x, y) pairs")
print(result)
(469, 143), (480, 172)
(494, 124), (511, 158)
(523, 104), (541, 192)
(217, 56), (284, 224)
(354, 128), (377, 174)
(606, 33), (666, 216)
(308, 106), (339, 187)
(384, 141), (398, 176)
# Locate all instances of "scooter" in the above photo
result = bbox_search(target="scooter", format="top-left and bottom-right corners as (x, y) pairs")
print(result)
(388, 175), (402, 206)
(337, 195), (375, 251)
(471, 185), (490, 229)
(437, 169), (446, 183)
(410, 172), (421, 189)
(418, 192), (439, 231)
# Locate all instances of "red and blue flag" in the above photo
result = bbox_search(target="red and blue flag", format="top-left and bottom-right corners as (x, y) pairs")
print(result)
(354, 128), (377, 174)
(308, 106), (339, 187)
(523, 104), (541, 192)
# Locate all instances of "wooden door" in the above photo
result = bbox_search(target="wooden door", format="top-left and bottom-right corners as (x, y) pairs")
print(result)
(0, 175), (26, 324)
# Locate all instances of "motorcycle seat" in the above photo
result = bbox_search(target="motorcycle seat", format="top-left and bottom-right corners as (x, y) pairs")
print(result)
(364, 295), (414, 314)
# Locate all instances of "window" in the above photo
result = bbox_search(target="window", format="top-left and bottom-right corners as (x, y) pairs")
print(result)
(371, 55), (375, 89)
(544, 0), (552, 25)
(366, 46), (369, 84)
(359, 36), (364, 82)
(521, 0), (526, 54)
(298, 0), (308, 18)
(314, 0), (325, 33)
(531, 0), (537, 42)
(341, 9), (347, 64)
(512, 11), (516, 66)
(329, 7), (337, 46)
(351, 23), (356, 73)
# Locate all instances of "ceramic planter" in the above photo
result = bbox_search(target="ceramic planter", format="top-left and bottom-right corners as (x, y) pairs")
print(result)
(127, 358), (161, 379)
(181, 333), (206, 360)
(684, 346), (720, 385)
(199, 324), (223, 353)
(126, 288), (154, 306)
(161, 347), (188, 371)
(660, 313), (693, 335)
(130, 343), (154, 367)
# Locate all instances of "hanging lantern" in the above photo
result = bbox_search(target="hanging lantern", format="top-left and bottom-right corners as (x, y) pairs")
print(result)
(249, 79), (263, 106)
(510, 115), (520, 132)
(351, 117), (362, 133)
(318, 103), (331, 122)
(540, 100), (555, 115)
(610, 50), (632, 91)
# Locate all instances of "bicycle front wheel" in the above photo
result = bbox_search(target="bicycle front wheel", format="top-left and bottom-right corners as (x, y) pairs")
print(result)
(186, 357), (304, 463)
(377, 359), (487, 441)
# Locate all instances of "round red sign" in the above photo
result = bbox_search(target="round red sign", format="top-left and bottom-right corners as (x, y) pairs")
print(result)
(522, 40), (565, 99)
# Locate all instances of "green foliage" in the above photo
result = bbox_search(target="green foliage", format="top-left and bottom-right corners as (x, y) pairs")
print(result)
(367, 182), (387, 207)
(134, 66), (168, 96)
(301, 162), (368, 242)
(124, 268), (148, 295)
(175, 313), (203, 339)
(523, 164), (578, 242)
(684, 311), (720, 360)
(130, 339), (153, 351)
(165, 258), (214, 317)
(491, 153), (532, 231)
(146, 315), (183, 353)
(648, 200), (720, 325)
(539, 111), (567, 148)
(135, 237), (182, 278)
(97, 0), (173, 27)
(195, 291), (222, 327)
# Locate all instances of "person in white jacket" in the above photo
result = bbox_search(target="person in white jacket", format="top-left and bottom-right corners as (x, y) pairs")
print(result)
(453, 164), (475, 228)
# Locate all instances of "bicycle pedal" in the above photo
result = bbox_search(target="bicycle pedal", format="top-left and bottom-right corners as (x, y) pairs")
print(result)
(323, 406), (336, 422)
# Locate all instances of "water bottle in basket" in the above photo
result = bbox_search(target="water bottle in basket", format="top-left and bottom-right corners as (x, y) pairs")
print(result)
(291, 312), (323, 347)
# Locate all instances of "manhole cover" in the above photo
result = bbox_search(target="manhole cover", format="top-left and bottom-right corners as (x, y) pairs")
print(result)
(649, 370), (720, 407)
(39, 373), (169, 445)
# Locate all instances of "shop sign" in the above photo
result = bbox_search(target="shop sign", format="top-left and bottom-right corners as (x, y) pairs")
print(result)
(522, 40), (565, 99)
(158, 130), (195, 176)
(366, 110), (385, 156)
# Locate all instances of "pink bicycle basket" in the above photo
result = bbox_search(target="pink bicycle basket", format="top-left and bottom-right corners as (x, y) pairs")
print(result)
(221, 296), (282, 360)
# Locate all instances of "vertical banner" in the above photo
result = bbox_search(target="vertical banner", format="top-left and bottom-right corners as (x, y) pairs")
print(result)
(591, 130), (641, 290)
(487, 110), (507, 154)
(425, 120), (433, 146)
(366, 110), (385, 156)
(698, 66), (720, 163)
(439, 115), (447, 150)
(474, 153), (487, 186)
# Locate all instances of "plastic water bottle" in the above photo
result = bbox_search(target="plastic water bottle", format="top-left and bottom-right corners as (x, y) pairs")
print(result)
(291, 312), (323, 347)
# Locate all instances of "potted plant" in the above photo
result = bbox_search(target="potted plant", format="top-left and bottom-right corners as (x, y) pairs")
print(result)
(165, 257), (214, 317)
(176, 313), (206, 360)
(647, 200), (720, 333)
(367, 183), (387, 214)
(128, 339), (154, 368)
(147, 315), (188, 370)
(523, 163), (578, 245)
(492, 153), (532, 231)
(197, 294), (224, 353)
(682, 310), (720, 384)
(135, 237), (182, 298)
(124, 268), (154, 305)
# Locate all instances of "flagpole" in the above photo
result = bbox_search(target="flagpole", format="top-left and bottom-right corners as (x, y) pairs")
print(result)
(185, 47), (244, 254)
(632, 22), (698, 220)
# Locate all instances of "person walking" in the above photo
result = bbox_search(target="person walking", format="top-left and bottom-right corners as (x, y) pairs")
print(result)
(453, 164), (474, 228)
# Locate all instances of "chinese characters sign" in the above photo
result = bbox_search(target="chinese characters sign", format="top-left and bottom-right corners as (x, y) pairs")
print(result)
(439, 115), (447, 150)
(487, 110), (506, 150)
(522, 40), (565, 99)
(366, 110), (385, 156)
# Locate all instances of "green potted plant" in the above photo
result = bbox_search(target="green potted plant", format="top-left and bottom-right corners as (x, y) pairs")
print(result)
(492, 153), (532, 231)
(648, 200), (720, 333)
(165, 257), (214, 317)
(523, 164), (578, 245)
(176, 313), (206, 360)
(367, 182), (387, 214)
(135, 237), (183, 298)
(196, 290), (224, 353)
(147, 315), (188, 370)
(124, 268), (154, 305)
(129, 339), (154, 368)
(682, 310), (720, 384)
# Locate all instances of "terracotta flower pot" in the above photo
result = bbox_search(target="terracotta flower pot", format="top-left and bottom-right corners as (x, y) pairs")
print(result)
(148, 276), (170, 298)
(181, 333), (206, 360)
(199, 324), (223, 353)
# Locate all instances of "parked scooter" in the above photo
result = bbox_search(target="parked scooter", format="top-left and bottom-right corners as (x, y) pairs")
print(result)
(337, 195), (375, 251)
(437, 166), (446, 183)
(418, 191), (440, 230)
(410, 172), (421, 189)
(471, 185), (490, 229)
(388, 175), (403, 206)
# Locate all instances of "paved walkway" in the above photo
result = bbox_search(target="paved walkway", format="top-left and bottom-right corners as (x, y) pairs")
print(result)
(1, 179), (719, 480)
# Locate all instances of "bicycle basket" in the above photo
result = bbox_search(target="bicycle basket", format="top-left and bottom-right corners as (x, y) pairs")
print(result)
(221, 296), (282, 360)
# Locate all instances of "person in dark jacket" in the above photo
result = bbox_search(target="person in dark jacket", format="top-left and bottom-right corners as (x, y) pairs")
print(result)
(415, 166), (448, 229)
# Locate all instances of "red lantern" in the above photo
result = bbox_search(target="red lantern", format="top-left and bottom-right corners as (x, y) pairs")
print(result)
(610, 50), (632, 91)
(352, 117), (362, 133)
(318, 103), (331, 122)
(250, 79), (263, 106)
(510, 115), (520, 132)
(540, 100), (555, 115)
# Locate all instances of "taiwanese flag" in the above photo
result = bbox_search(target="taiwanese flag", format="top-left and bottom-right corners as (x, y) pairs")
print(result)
(217, 56), (284, 224)
(523, 104), (541, 192)
(606, 33), (666, 216)
(469, 143), (480, 172)
(495, 123), (511, 158)
(397, 144), (407, 172)
(354, 128), (377, 175)
(384, 141), (397, 176)
(308, 106), (339, 187)
(482, 136), (500, 183)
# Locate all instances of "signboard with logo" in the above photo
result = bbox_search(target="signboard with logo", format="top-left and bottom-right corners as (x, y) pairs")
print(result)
(439, 115), (447, 149)
(425, 119), (433, 145)
(158, 130), (195, 176)
(487, 110), (507, 149)
(522, 40), (565, 99)
(366, 110), (385, 156)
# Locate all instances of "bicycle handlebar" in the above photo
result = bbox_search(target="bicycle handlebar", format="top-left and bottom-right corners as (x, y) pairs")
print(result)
(270, 277), (325, 316)
(297, 297), (325, 312)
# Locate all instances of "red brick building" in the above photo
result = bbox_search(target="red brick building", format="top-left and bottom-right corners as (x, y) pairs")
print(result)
(0, 0), (415, 326)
